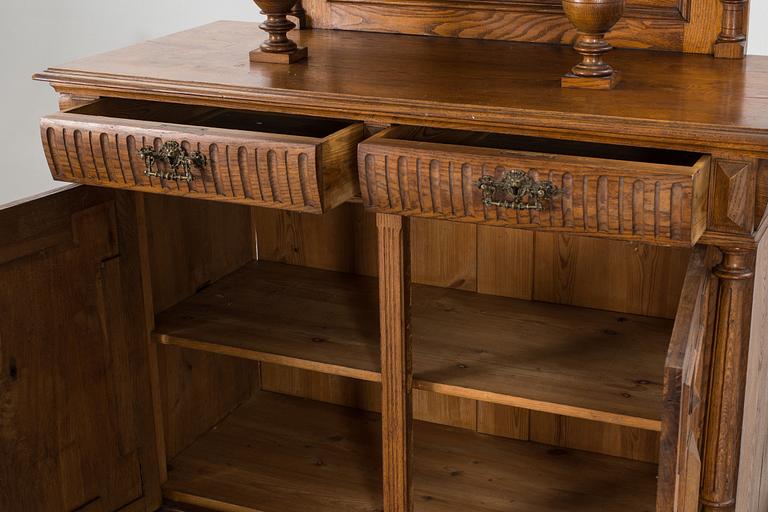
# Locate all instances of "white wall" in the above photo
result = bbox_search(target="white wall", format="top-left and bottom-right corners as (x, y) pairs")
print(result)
(0, 3), (766, 205)
(0, 0), (260, 206)
(748, 4), (768, 56)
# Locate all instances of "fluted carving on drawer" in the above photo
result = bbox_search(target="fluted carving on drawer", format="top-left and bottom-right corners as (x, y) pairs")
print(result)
(41, 120), (325, 213)
(359, 147), (710, 246)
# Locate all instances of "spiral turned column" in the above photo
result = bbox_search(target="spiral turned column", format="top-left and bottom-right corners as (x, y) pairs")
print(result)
(714, 0), (748, 59)
(561, 0), (625, 89)
(250, 0), (308, 64)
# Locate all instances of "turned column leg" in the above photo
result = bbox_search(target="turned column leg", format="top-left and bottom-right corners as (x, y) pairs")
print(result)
(700, 248), (754, 512)
(714, 0), (748, 59)
(377, 213), (413, 512)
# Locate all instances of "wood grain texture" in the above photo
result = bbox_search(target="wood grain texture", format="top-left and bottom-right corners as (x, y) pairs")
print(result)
(260, 365), (478, 430)
(0, 187), (161, 512)
(163, 391), (658, 512)
(316, 2), (686, 52)
(755, 159), (768, 226)
(33, 23), (768, 153)
(713, 0), (747, 59)
(476, 226), (534, 299)
(377, 213), (413, 512)
(359, 127), (710, 246)
(657, 247), (711, 512)
(527, 411), (661, 463)
(413, 420), (658, 512)
(412, 284), (671, 430)
(683, 0), (722, 53)
(411, 218), (477, 291)
(158, 345), (258, 460)
(736, 235), (768, 512)
(154, 261), (381, 383)
(708, 159), (756, 234)
(163, 391), (383, 512)
(701, 248), (755, 512)
(133, 192), (169, 483)
(152, 260), (673, 430)
(145, 195), (253, 314)
(143, 193), (257, 467)
(252, 204), (357, 272)
(533, 233), (691, 318)
(40, 98), (363, 213)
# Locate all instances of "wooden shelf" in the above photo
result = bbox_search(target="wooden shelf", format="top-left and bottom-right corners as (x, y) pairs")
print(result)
(412, 286), (671, 430)
(164, 391), (658, 512)
(154, 261), (672, 430)
(163, 392), (382, 512)
(153, 262), (381, 382)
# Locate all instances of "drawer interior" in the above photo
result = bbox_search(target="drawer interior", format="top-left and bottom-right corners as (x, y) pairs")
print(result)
(379, 125), (704, 166)
(70, 98), (356, 138)
(141, 195), (709, 511)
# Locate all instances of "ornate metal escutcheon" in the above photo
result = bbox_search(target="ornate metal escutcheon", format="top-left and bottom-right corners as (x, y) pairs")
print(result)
(138, 141), (206, 182)
(476, 170), (558, 210)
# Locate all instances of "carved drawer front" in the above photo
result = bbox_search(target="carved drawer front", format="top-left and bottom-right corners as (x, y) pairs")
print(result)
(41, 98), (364, 213)
(359, 126), (710, 246)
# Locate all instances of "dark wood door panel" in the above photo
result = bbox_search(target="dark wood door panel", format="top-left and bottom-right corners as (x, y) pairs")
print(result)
(0, 186), (161, 512)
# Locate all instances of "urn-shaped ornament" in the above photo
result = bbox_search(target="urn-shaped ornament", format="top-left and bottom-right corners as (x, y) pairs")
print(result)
(561, 0), (625, 89)
(250, 0), (308, 63)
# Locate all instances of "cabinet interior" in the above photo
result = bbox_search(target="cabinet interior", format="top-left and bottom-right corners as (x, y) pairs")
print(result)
(380, 125), (704, 167)
(71, 98), (356, 138)
(143, 194), (693, 512)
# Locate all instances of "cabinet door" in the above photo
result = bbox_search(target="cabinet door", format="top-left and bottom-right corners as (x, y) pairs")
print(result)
(658, 246), (714, 512)
(0, 187), (161, 512)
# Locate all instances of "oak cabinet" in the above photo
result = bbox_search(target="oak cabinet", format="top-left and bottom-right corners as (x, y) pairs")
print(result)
(4, 13), (768, 512)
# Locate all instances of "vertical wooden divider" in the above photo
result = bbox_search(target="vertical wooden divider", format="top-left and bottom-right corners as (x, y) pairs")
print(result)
(377, 213), (413, 512)
(130, 191), (168, 484)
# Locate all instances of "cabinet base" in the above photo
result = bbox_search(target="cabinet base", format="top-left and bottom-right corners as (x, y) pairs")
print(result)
(249, 46), (308, 64)
(561, 71), (621, 90)
(714, 40), (746, 59)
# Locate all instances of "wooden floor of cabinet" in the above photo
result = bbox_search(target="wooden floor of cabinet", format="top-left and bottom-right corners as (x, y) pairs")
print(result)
(163, 391), (657, 512)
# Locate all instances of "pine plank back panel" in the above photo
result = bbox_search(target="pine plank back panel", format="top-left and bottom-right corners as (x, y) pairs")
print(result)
(142, 195), (259, 461)
(251, 204), (691, 462)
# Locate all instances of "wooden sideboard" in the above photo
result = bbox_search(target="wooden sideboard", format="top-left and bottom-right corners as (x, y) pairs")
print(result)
(2, 2), (768, 511)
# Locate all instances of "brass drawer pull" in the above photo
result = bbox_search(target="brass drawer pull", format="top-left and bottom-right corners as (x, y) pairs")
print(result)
(477, 170), (558, 210)
(138, 141), (206, 182)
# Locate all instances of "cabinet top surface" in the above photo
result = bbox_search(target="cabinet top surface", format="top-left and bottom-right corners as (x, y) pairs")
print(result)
(35, 21), (768, 151)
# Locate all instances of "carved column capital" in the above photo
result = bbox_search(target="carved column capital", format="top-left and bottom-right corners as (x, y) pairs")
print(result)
(714, 248), (755, 281)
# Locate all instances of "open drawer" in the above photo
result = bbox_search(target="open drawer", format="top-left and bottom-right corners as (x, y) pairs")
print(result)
(359, 126), (710, 246)
(41, 98), (364, 213)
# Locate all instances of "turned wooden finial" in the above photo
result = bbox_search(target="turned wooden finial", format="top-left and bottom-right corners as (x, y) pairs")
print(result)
(561, 0), (625, 90)
(714, 0), (748, 59)
(290, 0), (308, 29)
(250, 0), (308, 64)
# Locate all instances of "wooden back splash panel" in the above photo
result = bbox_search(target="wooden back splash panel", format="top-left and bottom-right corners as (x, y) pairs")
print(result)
(302, 0), (736, 53)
